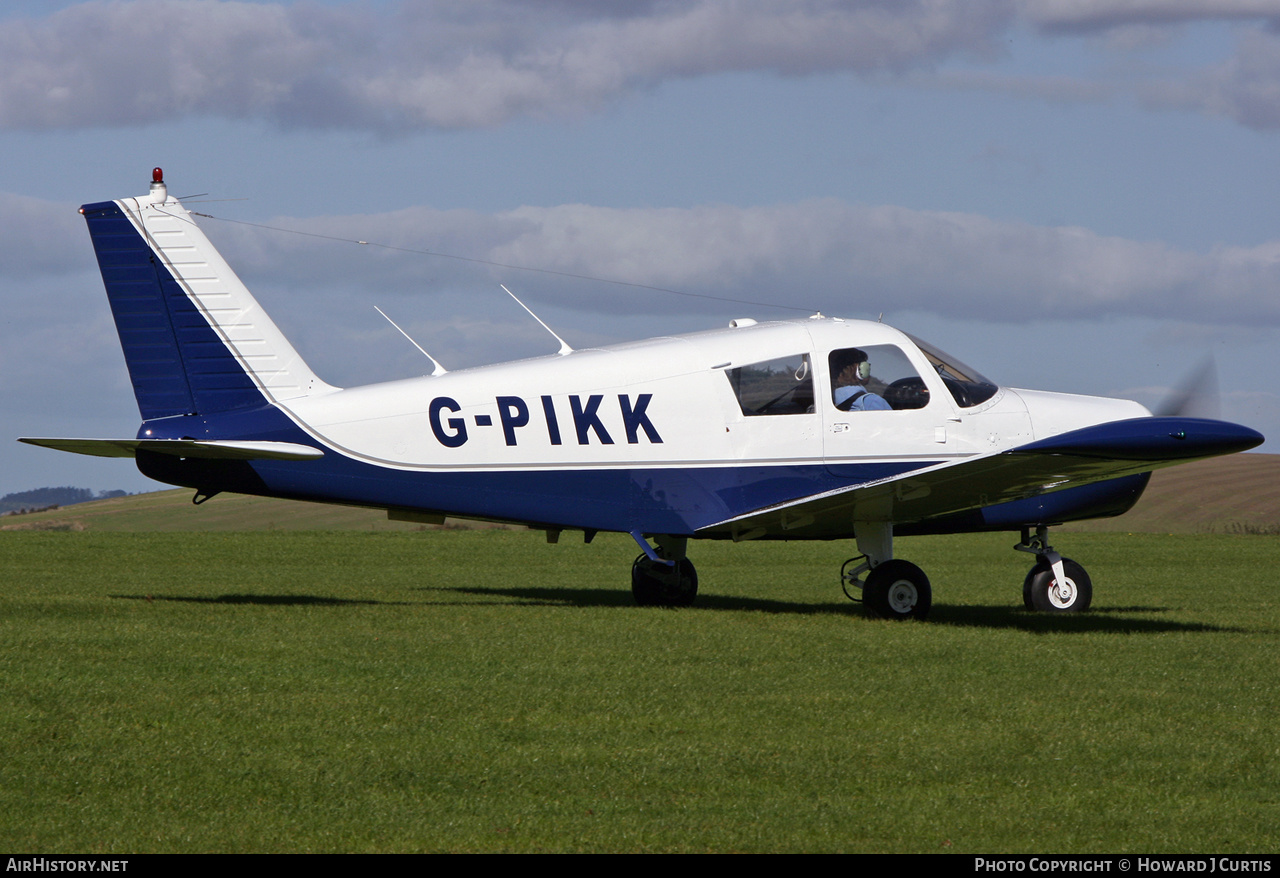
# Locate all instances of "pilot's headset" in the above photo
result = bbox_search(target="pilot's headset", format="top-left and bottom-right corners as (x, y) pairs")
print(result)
(843, 349), (871, 382)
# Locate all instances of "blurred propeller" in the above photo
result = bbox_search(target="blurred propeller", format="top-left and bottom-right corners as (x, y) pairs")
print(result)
(1155, 355), (1220, 419)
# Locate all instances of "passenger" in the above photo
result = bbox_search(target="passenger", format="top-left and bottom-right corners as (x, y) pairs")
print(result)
(831, 348), (892, 411)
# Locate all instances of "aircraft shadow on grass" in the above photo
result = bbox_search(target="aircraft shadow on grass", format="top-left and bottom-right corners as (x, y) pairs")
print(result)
(106, 588), (1255, 634)
(421, 585), (1249, 634)
(416, 584), (640, 609)
(928, 604), (1249, 634)
(110, 593), (417, 607)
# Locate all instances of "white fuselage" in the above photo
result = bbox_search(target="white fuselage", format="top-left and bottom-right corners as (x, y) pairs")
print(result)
(281, 317), (1148, 476)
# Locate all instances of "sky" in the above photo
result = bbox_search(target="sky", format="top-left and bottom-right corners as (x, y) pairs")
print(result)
(4, 0), (1280, 497)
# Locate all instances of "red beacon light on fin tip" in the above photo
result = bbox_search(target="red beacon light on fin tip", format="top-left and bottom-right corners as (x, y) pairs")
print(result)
(149, 167), (167, 199)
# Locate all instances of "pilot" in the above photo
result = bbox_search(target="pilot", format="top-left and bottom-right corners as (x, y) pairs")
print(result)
(831, 348), (892, 411)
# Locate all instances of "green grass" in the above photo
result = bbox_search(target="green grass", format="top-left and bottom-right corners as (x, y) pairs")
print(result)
(2, 529), (1278, 852)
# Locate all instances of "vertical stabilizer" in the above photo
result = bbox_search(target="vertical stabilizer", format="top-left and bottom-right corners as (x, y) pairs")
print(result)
(81, 169), (336, 422)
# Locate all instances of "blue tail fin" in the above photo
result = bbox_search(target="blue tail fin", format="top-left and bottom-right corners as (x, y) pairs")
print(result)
(81, 174), (333, 422)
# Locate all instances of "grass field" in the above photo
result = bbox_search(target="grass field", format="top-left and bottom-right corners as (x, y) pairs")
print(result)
(3, 527), (1278, 852)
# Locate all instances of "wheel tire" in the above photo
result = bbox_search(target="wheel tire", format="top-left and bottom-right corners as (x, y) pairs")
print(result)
(631, 555), (698, 607)
(863, 559), (931, 621)
(1026, 558), (1092, 613)
(1022, 565), (1039, 610)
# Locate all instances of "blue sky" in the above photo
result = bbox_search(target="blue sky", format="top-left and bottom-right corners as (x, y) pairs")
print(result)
(4, 0), (1280, 496)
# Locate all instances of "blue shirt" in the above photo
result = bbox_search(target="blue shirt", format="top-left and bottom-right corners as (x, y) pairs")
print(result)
(833, 385), (892, 411)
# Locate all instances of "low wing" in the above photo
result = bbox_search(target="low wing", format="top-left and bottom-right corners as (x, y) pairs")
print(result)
(700, 417), (1263, 538)
(18, 438), (324, 461)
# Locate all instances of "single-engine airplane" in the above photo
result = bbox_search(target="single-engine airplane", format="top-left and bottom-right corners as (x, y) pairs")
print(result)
(20, 170), (1265, 620)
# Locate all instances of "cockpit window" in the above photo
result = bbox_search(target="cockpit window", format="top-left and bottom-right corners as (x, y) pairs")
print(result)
(905, 334), (999, 408)
(726, 354), (814, 416)
(829, 345), (929, 411)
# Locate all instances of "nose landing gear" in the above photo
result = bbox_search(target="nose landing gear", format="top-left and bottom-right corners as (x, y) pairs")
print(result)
(1016, 526), (1092, 613)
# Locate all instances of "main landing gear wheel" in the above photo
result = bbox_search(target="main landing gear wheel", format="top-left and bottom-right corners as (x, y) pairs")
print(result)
(1024, 558), (1092, 613)
(631, 554), (698, 607)
(863, 559), (931, 621)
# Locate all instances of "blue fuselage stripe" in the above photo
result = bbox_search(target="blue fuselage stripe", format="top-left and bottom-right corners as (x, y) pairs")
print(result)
(139, 403), (933, 533)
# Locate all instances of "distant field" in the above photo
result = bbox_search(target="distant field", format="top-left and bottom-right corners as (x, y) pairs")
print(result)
(2, 528), (1278, 852)
(0, 487), (492, 533)
(1063, 452), (1280, 535)
(3, 452), (1277, 535)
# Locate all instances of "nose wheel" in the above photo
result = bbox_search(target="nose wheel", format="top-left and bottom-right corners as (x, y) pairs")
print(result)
(1016, 526), (1092, 613)
(1023, 557), (1092, 613)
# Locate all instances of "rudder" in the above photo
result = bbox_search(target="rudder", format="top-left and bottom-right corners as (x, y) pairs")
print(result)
(81, 170), (333, 423)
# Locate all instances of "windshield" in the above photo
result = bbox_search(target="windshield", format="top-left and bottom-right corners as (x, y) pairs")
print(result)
(905, 334), (999, 408)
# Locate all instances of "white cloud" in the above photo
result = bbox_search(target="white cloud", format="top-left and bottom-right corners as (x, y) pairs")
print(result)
(1012, 1), (1280, 129)
(1021, 0), (1280, 30)
(1145, 27), (1280, 128)
(7, 1), (1280, 132)
(0, 1), (335, 129)
(0, 0), (1016, 132)
(9, 192), (1276, 350)
(189, 198), (1280, 327)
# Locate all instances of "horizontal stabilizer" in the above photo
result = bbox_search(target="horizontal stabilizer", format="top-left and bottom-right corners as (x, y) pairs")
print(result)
(18, 437), (324, 461)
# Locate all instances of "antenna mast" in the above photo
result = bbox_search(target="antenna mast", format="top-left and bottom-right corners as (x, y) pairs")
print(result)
(374, 306), (447, 376)
(500, 284), (574, 356)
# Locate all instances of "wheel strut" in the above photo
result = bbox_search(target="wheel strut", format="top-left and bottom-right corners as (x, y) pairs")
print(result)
(1015, 525), (1068, 595)
(1015, 525), (1092, 613)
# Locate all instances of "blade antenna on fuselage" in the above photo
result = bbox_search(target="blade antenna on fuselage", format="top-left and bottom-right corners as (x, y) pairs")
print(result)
(500, 284), (574, 356)
(373, 306), (447, 376)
